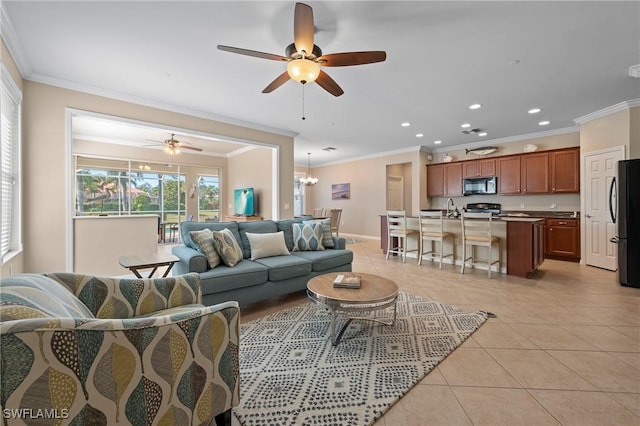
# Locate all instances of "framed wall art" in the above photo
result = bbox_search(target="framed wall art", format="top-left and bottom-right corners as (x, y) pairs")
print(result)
(331, 183), (350, 200)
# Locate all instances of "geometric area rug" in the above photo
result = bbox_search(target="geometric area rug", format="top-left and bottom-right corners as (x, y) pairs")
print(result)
(234, 292), (488, 425)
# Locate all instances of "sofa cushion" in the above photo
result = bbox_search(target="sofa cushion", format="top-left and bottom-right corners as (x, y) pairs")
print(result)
(293, 222), (325, 251)
(190, 228), (221, 268)
(276, 217), (307, 251)
(291, 249), (354, 272)
(212, 228), (244, 267)
(303, 218), (334, 248)
(238, 220), (279, 259)
(181, 221), (242, 252)
(0, 274), (95, 320)
(253, 255), (312, 281)
(198, 261), (269, 294)
(246, 231), (290, 260)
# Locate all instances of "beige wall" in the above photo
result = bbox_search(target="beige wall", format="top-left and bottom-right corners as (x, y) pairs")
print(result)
(303, 149), (425, 238)
(226, 146), (276, 219)
(19, 81), (293, 274)
(579, 109), (632, 155)
(631, 106), (640, 159)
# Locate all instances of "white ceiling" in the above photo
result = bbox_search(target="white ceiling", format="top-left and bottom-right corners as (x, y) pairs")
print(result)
(3, 1), (639, 166)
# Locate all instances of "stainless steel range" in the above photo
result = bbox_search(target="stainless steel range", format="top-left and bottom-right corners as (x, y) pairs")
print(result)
(465, 203), (502, 215)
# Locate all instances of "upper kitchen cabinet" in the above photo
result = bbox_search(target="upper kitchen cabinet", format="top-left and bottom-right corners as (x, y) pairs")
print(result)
(444, 163), (463, 196)
(463, 159), (496, 178)
(550, 147), (580, 193)
(521, 152), (549, 194)
(426, 164), (444, 197)
(426, 162), (463, 196)
(497, 156), (521, 194)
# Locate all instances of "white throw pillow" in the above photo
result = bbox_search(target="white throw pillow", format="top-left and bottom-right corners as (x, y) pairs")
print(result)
(246, 231), (290, 260)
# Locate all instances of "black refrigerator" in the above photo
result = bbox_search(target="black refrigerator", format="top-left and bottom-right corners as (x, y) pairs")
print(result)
(613, 159), (640, 288)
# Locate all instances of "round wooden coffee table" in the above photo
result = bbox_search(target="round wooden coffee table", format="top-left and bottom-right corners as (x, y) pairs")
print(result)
(307, 272), (398, 345)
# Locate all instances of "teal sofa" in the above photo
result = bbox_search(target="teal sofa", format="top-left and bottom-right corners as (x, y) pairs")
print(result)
(171, 218), (353, 306)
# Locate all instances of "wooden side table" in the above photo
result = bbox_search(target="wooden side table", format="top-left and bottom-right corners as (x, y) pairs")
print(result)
(118, 253), (180, 278)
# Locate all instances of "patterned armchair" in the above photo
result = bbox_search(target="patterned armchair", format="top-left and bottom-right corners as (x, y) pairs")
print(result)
(0, 272), (239, 426)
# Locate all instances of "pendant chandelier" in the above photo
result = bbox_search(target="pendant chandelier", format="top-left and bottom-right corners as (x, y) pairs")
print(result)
(299, 152), (318, 186)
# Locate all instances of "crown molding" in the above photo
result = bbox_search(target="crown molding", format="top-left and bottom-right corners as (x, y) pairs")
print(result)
(307, 145), (424, 168)
(0, 3), (31, 76)
(574, 99), (640, 125)
(26, 71), (299, 140)
(431, 126), (578, 154)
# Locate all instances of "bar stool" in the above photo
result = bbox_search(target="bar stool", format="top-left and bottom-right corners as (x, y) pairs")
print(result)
(461, 211), (500, 277)
(418, 210), (454, 269)
(386, 210), (418, 263)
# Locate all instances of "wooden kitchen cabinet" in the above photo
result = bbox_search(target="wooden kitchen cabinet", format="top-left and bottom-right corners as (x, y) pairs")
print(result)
(463, 159), (496, 178)
(427, 163), (462, 196)
(506, 219), (545, 278)
(426, 164), (444, 197)
(444, 162), (463, 196)
(521, 152), (549, 193)
(497, 156), (521, 194)
(550, 147), (580, 193)
(545, 218), (580, 261)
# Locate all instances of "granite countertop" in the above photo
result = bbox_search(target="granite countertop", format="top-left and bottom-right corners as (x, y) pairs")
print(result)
(499, 211), (580, 219)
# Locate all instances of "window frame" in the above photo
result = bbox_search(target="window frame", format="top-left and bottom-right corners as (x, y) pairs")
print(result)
(0, 62), (23, 264)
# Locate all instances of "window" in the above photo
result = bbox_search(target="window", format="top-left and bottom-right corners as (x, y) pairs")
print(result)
(1, 64), (22, 262)
(198, 175), (220, 221)
(75, 156), (186, 222)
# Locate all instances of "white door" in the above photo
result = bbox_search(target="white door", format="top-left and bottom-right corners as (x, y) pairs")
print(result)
(386, 175), (404, 210)
(583, 146), (624, 270)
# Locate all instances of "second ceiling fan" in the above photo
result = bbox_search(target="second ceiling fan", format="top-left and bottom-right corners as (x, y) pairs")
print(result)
(217, 2), (386, 97)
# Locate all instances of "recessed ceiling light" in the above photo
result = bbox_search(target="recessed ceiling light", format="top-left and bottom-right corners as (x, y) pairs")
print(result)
(478, 132), (488, 137)
(416, 133), (424, 138)
(461, 123), (471, 128)
(469, 104), (482, 110)
(401, 122), (410, 127)
(528, 108), (542, 114)
(434, 140), (442, 144)
(538, 120), (550, 126)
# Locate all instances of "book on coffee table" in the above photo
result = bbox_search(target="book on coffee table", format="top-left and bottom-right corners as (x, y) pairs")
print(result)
(333, 274), (361, 289)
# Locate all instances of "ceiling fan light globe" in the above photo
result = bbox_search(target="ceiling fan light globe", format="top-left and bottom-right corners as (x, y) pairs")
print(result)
(287, 59), (320, 84)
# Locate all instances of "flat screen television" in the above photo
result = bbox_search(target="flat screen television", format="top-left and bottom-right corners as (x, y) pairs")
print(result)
(233, 187), (255, 216)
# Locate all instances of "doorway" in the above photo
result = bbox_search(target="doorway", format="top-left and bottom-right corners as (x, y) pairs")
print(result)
(386, 175), (404, 210)
(583, 146), (625, 270)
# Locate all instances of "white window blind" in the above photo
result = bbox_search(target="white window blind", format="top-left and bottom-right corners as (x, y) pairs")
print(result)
(1, 64), (21, 260)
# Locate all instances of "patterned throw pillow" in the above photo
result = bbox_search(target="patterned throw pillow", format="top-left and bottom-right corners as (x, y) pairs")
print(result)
(292, 222), (325, 252)
(189, 228), (221, 269)
(212, 228), (244, 267)
(303, 219), (334, 248)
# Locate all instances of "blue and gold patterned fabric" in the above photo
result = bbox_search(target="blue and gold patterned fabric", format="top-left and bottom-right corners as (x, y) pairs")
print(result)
(0, 272), (239, 425)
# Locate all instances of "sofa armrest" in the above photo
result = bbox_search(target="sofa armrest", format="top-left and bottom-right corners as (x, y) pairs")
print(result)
(332, 236), (346, 250)
(172, 245), (208, 274)
(44, 272), (202, 319)
(1, 301), (240, 424)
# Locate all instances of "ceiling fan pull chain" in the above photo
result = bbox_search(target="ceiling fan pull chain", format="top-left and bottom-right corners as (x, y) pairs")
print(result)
(302, 84), (306, 120)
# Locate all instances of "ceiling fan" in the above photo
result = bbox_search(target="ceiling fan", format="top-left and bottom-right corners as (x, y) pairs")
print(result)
(217, 2), (386, 97)
(147, 133), (203, 155)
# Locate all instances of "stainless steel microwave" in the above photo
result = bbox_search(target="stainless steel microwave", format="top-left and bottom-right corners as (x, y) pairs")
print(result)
(463, 176), (497, 196)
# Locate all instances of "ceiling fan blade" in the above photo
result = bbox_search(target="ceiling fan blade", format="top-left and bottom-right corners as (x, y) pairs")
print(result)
(316, 70), (344, 97)
(319, 51), (387, 67)
(294, 2), (314, 55)
(179, 145), (203, 152)
(217, 45), (289, 62)
(262, 72), (291, 93)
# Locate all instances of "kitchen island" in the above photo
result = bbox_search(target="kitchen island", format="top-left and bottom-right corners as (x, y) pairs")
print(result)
(380, 214), (545, 278)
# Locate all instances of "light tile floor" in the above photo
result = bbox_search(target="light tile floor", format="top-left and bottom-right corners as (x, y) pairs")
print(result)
(169, 239), (640, 425)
